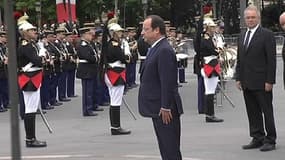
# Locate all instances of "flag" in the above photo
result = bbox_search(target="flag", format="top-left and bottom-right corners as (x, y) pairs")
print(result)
(56, 0), (77, 23)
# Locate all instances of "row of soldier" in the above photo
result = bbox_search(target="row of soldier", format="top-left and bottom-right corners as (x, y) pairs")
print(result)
(0, 12), (189, 148)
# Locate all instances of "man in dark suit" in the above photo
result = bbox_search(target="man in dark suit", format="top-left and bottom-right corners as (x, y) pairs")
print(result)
(138, 15), (183, 160)
(235, 6), (277, 152)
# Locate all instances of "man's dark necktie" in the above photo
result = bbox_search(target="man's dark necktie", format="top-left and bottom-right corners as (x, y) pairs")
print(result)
(244, 30), (251, 50)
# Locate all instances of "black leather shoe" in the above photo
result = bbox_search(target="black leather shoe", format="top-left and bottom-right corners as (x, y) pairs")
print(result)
(259, 143), (276, 152)
(0, 108), (8, 112)
(42, 105), (54, 110)
(130, 84), (139, 88)
(111, 128), (131, 135)
(83, 112), (98, 116)
(93, 107), (104, 111)
(68, 95), (78, 98)
(59, 98), (71, 102)
(242, 141), (263, 149)
(51, 102), (62, 106)
(26, 139), (47, 148)
(100, 102), (110, 106)
(206, 116), (224, 122)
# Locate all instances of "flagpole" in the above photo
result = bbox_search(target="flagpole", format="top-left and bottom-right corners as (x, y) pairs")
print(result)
(67, 0), (72, 27)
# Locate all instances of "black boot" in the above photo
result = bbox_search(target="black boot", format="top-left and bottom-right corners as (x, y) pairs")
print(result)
(26, 138), (47, 148)
(109, 106), (131, 135)
(24, 113), (47, 147)
(204, 94), (223, 123)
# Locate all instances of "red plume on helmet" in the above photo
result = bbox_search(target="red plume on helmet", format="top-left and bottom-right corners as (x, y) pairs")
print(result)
(107, 11), (115, 19)
(14, 11), (23, 20)
(203, 5), (212, 15)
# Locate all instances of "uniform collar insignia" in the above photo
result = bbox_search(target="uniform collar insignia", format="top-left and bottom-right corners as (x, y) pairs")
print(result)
(204, 34), (210, 40)
(81, 41), (87, 46)
(112, 41), (119, 46)
(22, 39), (28, 46)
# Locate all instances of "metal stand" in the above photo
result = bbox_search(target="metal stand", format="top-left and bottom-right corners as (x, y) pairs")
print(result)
(215, 80), (235, 108)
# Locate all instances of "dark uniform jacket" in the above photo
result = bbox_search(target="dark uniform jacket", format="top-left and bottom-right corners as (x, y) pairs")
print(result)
(76, 39), (98, 79)
(45, 41), (62, 73)
(54, 39), (68, 71)
(105, 38), (130, 86)
(235, 26), (276, 90)
(64, 41), (77, 71)
(199, 33), (220, 77)
(17, 39), (43, 91)
(128, 38), (139, 63)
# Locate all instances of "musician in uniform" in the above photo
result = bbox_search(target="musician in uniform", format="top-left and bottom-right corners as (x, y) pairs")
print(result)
(83, 22), (105, 111)
(0, 31), (8, 112)
(76, 27), (99, 116)
(54, 27), (71, 102)
(94, 30), (110, 106)
(200, 17), (223, 122)
(44, 29), (63, 107)
(63, 31), (78, 98)
(39, 30), (55, 110)
(17, 18), (47, 147)
(137, 22), (150, 74)
(126, 27), (139, 89)
(103, 22), (131, 135)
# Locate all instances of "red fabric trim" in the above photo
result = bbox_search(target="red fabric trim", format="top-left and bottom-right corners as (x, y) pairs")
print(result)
(18, 74), (30, 89)
(31, 71), (43, 89)
(204, 64), (221, 77)
(121, 70), (126, 82)
(17, 71), (43, 89)
(106, 69), (126, 85)
(204, 64), (214, 77)
(107, 70), (120, 85)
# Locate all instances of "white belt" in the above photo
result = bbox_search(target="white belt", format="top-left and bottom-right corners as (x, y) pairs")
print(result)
(79, 59), (88, 63)
(140, 56), (146, 60)
(108, 60), (125, 68)
(22, 63), (42, 72)
(203, 55), (218, 64)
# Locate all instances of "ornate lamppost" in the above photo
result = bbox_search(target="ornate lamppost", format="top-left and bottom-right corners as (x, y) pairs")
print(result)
(142, 0), (148, 19)
(35, 1), (41, 31)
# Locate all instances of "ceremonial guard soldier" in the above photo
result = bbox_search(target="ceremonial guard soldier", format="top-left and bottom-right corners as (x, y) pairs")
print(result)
(0, 31), (8, 112)
(17, 18), (47, 147)
(63, 32), (78, 98)
(200, 17), (223, 122)
(102, 22), (131, 135)
(76, 27), (99, 116)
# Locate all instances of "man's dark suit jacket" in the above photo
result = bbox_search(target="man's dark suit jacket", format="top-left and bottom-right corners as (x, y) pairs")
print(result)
(235, 26), (276, 90)
(138, 38), (183, 118)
